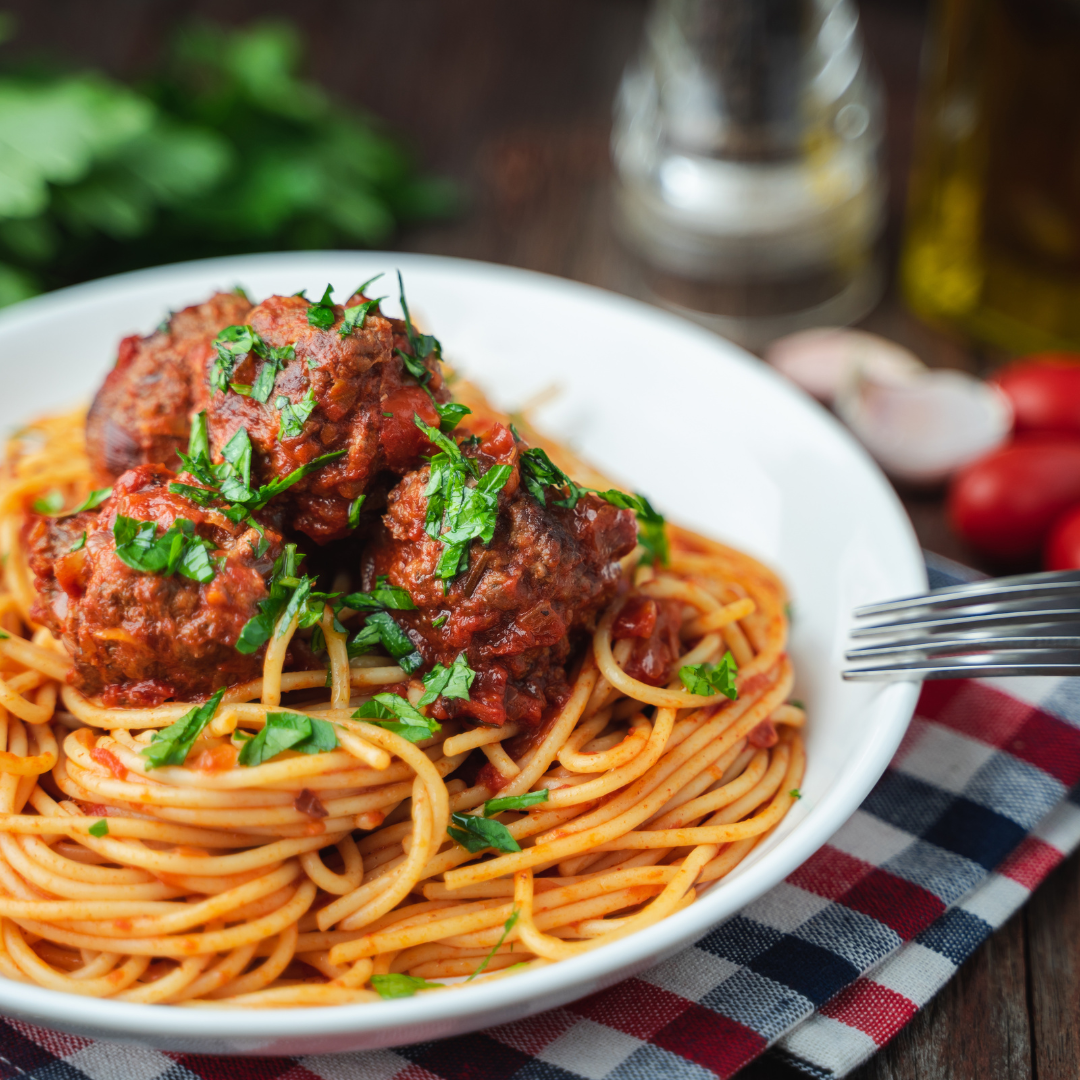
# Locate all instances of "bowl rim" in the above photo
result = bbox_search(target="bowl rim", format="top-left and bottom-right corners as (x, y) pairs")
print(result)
(0, 250), (926, 1046)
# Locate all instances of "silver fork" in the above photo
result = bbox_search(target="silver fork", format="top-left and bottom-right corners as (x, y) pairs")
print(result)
(843, 569), (1080, 680)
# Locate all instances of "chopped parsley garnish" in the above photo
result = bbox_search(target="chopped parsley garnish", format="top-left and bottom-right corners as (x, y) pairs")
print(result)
(343, 576), (416, 611)
(35, 485), (113, 518)
(447, 811), (521, 854)
(434, 400), (471, 434)
(237, 711), (338, 766)
(353, 693), (441, 743)
(306, 283), (337, 329)
(484, 789), (549, 815)
(518, 448), (668, 565)
(679, 651), (739, 699)
(113, 516), (217, 584)
(789, 789), (802, 799)
(351, 272), (384, 298)
(276, 387), (318, 440)
(431, 613), (448, 629)
(393, 270), (442, 384)
(348, 610), (423, 673)
(210, 324), (296, 399)
(347, 494), (366, 530)
(235, 543), (341, 655)
(414, 414), (511, 581)
(31, 490), (64, 514)
(69, 531), (87, 553)
(339, 297), (383, 337)
(249, 343), (295, 403)
(170, 413), (344, 535)
(790, 698), (806, 710)
(370, 973), (442, 999)
(466, 908), (520, 981)
(417, 652), (475, 707)
(88, 819), (109, 838)
(70, 487), (114, 514)
(210, 324), (259, 394)
(142, 688), (226, 769)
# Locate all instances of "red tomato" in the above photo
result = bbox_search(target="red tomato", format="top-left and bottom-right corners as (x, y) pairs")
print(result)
(947, 435), (1080, 559)
(992, 354), (1080, 436)
(1045, 505), (1080, 570)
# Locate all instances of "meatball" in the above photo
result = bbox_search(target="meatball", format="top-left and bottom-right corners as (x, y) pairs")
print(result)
(203, 290), (451, 543)
(86, 292), (253, 483)
(364, 423), (638, 727)
(27, 464), (285, 706)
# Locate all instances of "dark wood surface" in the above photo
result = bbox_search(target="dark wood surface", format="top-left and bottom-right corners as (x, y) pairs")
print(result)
(5, 1), (1078, 1076)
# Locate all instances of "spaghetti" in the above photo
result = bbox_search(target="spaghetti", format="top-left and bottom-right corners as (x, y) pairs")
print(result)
(0, 400), (804, 1008)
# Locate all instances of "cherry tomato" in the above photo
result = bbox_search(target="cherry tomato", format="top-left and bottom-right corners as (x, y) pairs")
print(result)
(1045, 505), (1080, 570)
(947, 435), (1080, 559)
(992, 354), (1080, 436)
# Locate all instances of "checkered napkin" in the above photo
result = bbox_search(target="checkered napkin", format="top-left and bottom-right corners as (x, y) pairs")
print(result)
(3, 554), (1079, 1080)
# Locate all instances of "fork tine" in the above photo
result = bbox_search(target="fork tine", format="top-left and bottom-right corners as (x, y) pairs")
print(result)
(849, 607), (1080, 639)
(846, 634), (1080, 660)
(843, 649), (1080, 680)
(854, 569), (1080, 618)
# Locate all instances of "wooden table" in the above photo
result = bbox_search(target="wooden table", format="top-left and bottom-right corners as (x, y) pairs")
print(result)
(9, 1), (1079, 1075)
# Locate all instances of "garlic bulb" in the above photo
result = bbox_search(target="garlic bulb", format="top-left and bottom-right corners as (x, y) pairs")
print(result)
(836, 366), (1014, 484)
(764, 328), (924, 404)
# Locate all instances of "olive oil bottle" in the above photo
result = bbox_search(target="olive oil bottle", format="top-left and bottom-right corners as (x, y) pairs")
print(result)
(901, 0), (1080, 352)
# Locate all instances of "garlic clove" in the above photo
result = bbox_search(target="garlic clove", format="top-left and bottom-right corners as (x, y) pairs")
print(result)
(765, 328), (925, 403)
(836, 367), (1014, 484)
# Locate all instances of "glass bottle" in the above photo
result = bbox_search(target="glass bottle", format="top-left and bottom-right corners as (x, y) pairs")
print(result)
(612, 0), (886, 350)
(901, 0), (1080, 354)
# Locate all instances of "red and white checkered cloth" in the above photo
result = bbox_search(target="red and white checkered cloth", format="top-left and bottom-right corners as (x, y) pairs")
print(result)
(2, 556), (1076, 1080)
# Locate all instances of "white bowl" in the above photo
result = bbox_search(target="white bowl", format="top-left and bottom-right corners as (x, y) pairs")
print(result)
(0, 252), (925, 1054)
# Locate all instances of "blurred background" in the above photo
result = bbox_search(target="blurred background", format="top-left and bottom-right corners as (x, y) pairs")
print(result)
(2, 0), (1080, 577)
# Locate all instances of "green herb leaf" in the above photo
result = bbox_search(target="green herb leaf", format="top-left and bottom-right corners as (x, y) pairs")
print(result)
(347, 610), (423, 672)
(436, 401), (471, 434)
(67, 487), (113, 515)
(339, 296), (383, 337)
(237, 711), (338, 766)
(211, 324), (259, 394)
(249, 342), (294, 403)
(141, 688), (226, 769)
(353, 693), (441, 743)
(112, 516), (217, 584)
(418, 652), (475, 707)
(518, 450), (668, 565)
(88, 819), (109, 838)
(370, 973), (442, 999)
(31, 490), (65, 515)
(347, 494), (366, 530)
(466, 908), (519, 981)
(397, 270), (442, 367)
(306, 283), (336, 329)
(483, 789), (549, 816)
(413, 415), (511, 582)
(351, 273), (384, 298)
(679, 651), (739, 699)
(431, 613), (448, 629)
(276, 387), (318, 440)
(789, 788), (802, 799)
(69, 531), (87, 552)
(789, 699), (805, 710)
(343, 576), (416, 612)
(446, 811), (521, 854)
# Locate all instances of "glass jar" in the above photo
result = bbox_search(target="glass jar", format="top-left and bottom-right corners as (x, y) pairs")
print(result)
(613, 0), (886, 349)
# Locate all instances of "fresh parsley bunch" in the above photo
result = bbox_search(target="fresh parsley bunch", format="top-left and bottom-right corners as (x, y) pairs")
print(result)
(0, 18), (455, 308)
